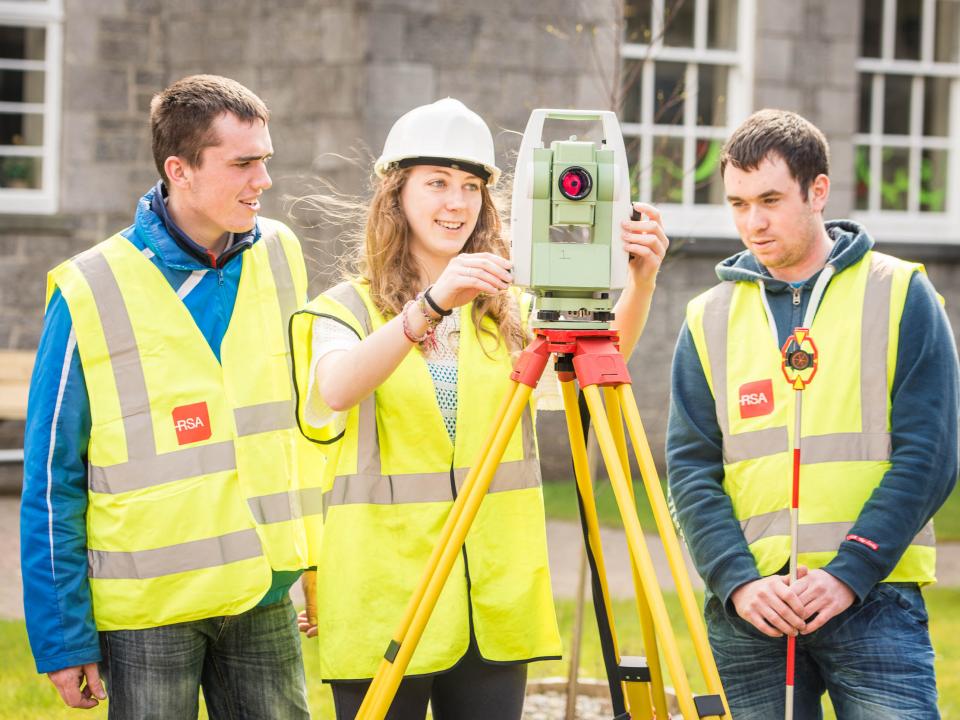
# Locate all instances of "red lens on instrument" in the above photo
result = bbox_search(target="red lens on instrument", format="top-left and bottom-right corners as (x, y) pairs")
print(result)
(557, 166), (592, 200)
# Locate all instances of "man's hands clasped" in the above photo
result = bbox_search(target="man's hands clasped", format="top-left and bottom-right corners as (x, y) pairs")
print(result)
(730, 566), (856, 638)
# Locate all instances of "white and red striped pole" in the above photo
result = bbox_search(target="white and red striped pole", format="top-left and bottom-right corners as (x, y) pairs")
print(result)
(780, 328), (818, 720)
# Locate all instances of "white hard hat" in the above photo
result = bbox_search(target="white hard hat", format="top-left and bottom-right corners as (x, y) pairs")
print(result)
(374, 98), (501, 187)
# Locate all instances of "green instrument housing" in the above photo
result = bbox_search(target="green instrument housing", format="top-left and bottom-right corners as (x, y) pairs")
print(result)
(529, 140), (617, 328)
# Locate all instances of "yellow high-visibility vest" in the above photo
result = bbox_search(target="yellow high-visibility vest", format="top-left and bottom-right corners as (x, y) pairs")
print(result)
(686, 250), (935, 582)
(49, 219), (324, 630)
(291, 281), (561, 680)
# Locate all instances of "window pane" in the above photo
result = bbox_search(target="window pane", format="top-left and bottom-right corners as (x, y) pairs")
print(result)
(651, 136), (684, 203)
(894, 0), (922, 60)
(0, 25), (45, 61)
(654, 62), (686, 125)
(880, 147), (910, 210)
(0, 69), (45, 104)
(0, 155), (41, 189)
(855, 145), (871, 210)
(694, 138), (724, 204)
(0, 111), (44, 146)
(858, 73), (873, 134)
(624, 0), (653, 43)
(628, 139), (642, 199)
(697, 65), (728, 127)
(622, 60), (644, 123)
(707, 0), (738, 49)
(663, 0), (695, 47)
(920, 149), (948, 212)
(883, 74), (911, 135)
(935, 0), (960, 62)
(923, 76), (950, 136)
(860, 0), (883, 57)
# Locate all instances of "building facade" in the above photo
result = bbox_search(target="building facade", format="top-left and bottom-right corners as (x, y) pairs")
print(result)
(1, 0), (958, 481)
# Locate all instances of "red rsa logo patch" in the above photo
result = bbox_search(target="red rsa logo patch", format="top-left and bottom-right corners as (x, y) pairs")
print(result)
(172, 402), (212, 445)
(739, 379), (774, 419)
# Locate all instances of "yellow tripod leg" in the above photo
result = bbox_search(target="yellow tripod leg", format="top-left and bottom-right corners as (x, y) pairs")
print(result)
(558, 380), (624, 661)
(616, 384), (730, 718)
(583, 384), (701, 719)
(358, 381), (534, 720)
(601, 387), (669, 720)
(561, 381), (657, 720)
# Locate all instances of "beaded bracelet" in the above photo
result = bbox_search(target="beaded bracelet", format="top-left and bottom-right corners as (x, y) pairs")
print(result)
(401, 296), (439, 350)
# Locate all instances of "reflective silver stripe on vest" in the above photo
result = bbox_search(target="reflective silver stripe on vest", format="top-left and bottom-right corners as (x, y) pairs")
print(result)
(801, 432), (891, 464)
(325, 281), (374, 335)
(740, 509), (935, 551)
(861, 254), (894, 436)
(248, 487), (325, 524)
(89, 440), (236, 494)
(88, 528), (262, 579)
(263, 229), (298, 336)
(234, 399), (295, 436)
(701, 282), (786, 463)
(322, 283), (539, 511)
(74, 251), (157, 460)
(703, 256), (895, 464)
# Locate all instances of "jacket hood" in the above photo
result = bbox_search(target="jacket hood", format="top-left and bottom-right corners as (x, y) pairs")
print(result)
(133, 182), (259, 271)
(715, 219), (874, 291)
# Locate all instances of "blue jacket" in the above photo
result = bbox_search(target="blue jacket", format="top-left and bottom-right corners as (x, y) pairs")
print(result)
(667, 220), (959, 608)
(20, 183), (302, 674)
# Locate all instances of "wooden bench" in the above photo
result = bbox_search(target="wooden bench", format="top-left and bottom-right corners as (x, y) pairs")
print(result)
(0, 350), (33, 463)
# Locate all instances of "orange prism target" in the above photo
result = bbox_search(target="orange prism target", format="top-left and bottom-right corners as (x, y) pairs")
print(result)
(780, 327), (818, 390)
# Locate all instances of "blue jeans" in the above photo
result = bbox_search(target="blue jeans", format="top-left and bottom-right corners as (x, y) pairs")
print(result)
(98, 595), (309, 720)
(705, 583), (939, 719)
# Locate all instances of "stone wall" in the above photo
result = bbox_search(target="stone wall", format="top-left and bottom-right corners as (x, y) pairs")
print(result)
(753, 0), (862, 217)
(2, 0), (959, 490)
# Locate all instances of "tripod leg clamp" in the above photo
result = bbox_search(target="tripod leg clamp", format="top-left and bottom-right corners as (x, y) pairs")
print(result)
(694, 694), (726, 717)
(384, 639), (401, 663)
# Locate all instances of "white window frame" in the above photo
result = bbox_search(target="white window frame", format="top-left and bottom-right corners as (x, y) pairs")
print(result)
(0, 0), (62, 215)
(852, 0), (960, 243)
(621, 0), (755, 239)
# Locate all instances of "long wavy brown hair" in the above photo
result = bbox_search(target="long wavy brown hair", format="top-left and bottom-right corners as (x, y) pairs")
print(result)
(350, 167), (528, 355)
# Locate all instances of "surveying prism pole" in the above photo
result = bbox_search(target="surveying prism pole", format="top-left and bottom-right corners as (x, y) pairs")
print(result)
(355, 328), (729, 720)
(779, 327), (819, 720)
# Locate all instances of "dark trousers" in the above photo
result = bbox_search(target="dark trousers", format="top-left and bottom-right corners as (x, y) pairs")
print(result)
(330, 641), (528, 720)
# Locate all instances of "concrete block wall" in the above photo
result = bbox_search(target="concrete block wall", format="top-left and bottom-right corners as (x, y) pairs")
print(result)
(753, 0), (862, 217)
(1, 0), (958, 486)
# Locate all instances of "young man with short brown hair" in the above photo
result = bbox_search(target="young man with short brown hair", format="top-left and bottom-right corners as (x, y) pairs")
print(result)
(668, 108), (957, 718)
(21, 75), (319, 719)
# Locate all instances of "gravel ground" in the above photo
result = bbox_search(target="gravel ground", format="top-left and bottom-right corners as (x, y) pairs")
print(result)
(523, 691), (613, 720)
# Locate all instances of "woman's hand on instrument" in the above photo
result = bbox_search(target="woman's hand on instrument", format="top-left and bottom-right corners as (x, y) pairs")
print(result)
(428, 252), (513, 311)
(621, 202), (669, 287)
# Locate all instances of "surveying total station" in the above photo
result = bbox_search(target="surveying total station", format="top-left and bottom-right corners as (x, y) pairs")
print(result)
(354, 111), (729, 719)
(510, 109), (631, 328)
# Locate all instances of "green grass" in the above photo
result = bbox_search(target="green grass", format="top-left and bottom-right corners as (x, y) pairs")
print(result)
(5, 588), (959, 718)
(543, 479), (960, 542)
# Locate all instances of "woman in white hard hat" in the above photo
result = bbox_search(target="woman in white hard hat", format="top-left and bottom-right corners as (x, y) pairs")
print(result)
(290, 98), (668, 719)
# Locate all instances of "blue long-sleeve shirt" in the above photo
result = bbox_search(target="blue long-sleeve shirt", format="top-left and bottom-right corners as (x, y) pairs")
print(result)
(21, 183), (301, 674)
(667, 220), (960, 608)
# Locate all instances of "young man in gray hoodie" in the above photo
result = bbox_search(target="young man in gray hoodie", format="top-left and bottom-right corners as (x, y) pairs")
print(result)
(668, 109), (957, 718)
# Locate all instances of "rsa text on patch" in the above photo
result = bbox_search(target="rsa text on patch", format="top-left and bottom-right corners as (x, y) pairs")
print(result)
(738, 379), (774, 419)
(172, 401), (212, 445)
